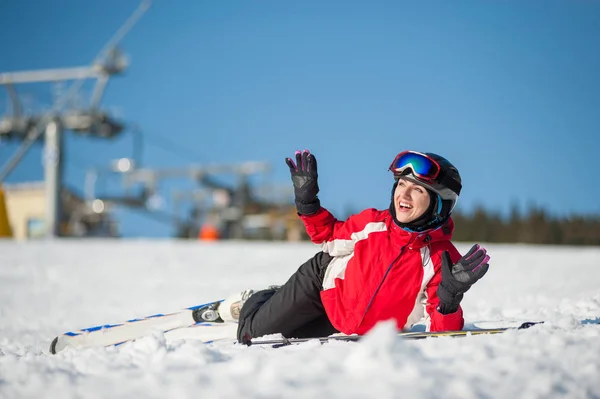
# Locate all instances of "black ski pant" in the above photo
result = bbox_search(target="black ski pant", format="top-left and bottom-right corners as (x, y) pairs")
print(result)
(237, 251), (339, 344)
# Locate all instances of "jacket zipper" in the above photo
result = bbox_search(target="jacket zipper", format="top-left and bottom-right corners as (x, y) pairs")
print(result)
(358, 244), (407, 327)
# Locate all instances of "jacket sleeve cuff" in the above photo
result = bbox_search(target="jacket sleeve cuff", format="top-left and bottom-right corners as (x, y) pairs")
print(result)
(430, 305), (464, 331)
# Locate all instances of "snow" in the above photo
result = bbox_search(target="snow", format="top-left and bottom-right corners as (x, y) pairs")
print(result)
(1, 239), (600, 398)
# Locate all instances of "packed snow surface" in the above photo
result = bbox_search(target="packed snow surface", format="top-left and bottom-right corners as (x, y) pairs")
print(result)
(1, 239), (599, 398)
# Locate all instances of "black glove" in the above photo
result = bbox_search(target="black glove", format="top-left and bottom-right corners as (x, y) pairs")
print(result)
(285, 150), (320, 215)
(437, 244), (490, 314)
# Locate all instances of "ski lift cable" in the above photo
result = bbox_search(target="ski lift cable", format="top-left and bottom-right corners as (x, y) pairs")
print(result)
(141, 129), (206, 164)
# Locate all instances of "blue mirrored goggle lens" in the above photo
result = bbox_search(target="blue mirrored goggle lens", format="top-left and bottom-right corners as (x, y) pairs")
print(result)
(392, 152), (439, 178)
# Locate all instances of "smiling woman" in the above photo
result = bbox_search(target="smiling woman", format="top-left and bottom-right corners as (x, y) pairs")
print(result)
(192, 149), (492, 345)
(392, 178), (432, 226)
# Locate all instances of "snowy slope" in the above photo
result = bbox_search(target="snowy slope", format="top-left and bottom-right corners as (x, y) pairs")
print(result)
(1, 239), (599, 398)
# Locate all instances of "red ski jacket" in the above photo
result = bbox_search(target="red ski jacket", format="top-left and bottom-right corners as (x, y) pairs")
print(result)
(301, 207), (465, 335)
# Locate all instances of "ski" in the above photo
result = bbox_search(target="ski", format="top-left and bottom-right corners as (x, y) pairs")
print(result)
(51, 306), (552, 354)
(50, 300), (225, 354)
(247, 322), (543, 348)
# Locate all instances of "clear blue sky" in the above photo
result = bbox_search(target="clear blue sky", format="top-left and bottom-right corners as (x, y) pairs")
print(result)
(1, 1), (599, 237)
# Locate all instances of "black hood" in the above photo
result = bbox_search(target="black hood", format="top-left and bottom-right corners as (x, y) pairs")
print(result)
(389, 180), (439, 232)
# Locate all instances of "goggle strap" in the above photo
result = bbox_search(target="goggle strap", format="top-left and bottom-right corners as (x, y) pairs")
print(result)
(437, 170), (462, 195)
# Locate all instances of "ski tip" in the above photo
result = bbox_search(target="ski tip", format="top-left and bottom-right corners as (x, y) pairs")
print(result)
(49, 337), (58, 355)
(518, 321), (544, 329)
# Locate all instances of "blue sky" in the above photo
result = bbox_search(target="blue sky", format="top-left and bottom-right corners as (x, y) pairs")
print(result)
(1, 1), (599, 237)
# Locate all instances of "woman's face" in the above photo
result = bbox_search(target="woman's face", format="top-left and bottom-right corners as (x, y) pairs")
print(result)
(393, 178), (431, 223)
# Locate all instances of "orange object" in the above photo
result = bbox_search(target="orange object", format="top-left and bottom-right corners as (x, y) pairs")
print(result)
(198, 224), (220, 241)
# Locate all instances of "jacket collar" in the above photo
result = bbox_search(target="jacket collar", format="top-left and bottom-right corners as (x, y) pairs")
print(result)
(389, 214), (455, 248)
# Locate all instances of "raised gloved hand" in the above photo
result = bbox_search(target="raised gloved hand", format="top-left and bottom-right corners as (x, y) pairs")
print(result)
(437, 244), (490, 314)
(285, 149), (320, 215)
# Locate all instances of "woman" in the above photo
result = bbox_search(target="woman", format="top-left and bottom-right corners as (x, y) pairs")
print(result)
(195, 150), (490, 344)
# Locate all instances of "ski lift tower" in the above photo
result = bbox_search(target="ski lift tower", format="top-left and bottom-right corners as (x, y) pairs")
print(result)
(0, 0), (151, 238)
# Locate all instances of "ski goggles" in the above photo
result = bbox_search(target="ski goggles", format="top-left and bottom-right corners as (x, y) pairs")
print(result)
(388, 151), (441, 182)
